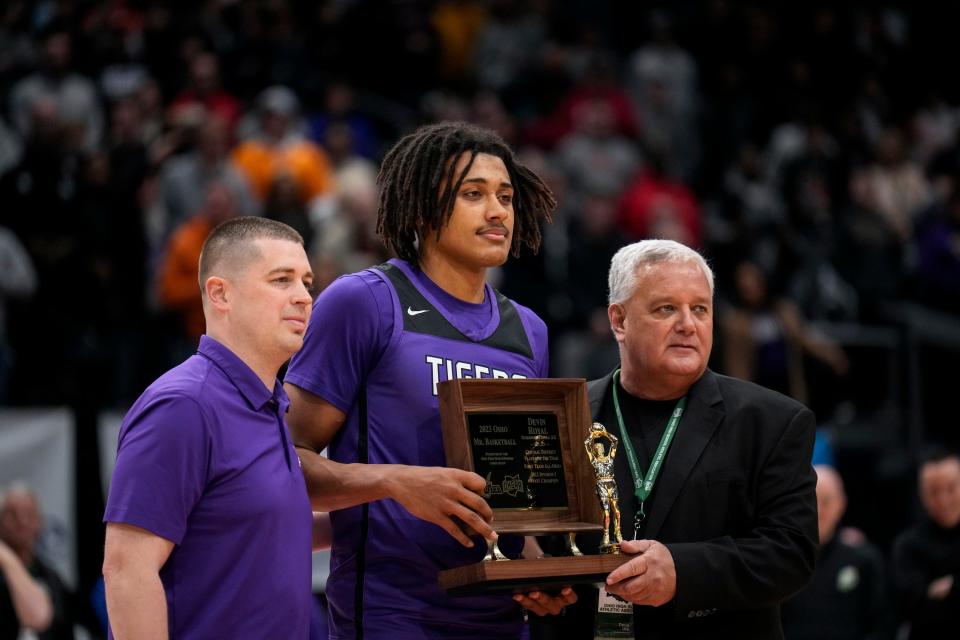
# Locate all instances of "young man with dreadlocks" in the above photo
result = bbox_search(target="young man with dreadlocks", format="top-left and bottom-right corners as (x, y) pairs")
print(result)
(285, 122), (575, 638)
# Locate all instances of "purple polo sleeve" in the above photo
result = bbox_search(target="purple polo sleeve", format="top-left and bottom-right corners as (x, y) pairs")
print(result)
(284, 271), (393, 413)
(104, 394), (211, 544)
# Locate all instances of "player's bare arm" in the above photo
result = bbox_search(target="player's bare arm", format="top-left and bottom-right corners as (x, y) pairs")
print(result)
(285, 382), (496, 547)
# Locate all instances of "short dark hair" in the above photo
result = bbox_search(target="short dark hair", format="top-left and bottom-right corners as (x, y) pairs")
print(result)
(198, 216), (303, 295)
(920, 445), (960, 469)
(376, 121), (556, 264)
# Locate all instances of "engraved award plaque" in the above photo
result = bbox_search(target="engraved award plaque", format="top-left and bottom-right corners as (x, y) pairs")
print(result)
(437, 379), (628, 595)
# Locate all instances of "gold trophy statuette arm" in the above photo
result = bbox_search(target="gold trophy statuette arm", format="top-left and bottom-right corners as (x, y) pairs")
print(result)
(585, 423), (618, 455)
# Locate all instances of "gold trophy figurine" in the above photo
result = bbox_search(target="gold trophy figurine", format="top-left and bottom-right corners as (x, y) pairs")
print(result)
(585, 423), (622, 553)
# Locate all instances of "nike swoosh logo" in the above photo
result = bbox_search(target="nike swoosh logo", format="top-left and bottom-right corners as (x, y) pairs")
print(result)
(407, 306), (429, 316)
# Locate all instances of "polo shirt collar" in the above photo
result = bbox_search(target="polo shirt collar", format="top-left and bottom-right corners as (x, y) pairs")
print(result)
(197, 335), (288, 412)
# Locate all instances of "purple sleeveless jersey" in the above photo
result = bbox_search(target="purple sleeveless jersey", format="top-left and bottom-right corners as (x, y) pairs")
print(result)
(286, 259), (549, 639)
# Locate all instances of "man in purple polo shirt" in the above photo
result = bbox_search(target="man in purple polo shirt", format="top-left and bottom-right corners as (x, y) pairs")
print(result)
(285, 122), (576, 639)
(102, 217), (317, 639)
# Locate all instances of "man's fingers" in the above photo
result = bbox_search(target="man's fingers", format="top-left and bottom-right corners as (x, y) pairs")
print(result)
(458, 469), (489, 494)
(450, 503), (497, 542)
(619, 539), (653, 555)
(609, 539), (656, 583)
(607, 544), (676, 607)
(513, 589), (573, 616)
(393, 466), (502, 546)
(606, 576), (649, 604)
(513, 593), (549, 616)
(532, 591), (564, 615)
(438, 514), (476, 548)
(456, 485), (494, 522)
(607, 555), (647, 585)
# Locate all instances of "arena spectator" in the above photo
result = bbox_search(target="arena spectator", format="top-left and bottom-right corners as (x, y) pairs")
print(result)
(625, 10), (700, 182)
(781, 465), (891, 640)
(10, 25), (103, 152)
(157, 112), (257, 240)
(0, 484), (74, 639)
(719, 259), (848, 403)
(618, 147), (702, 247)
(158, 182), (238, 355)
(232, 85), (336, 205)
(891, 448), (960, 640)
(170, 52), (242, 131)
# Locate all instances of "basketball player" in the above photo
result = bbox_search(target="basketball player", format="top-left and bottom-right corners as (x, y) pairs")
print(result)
(285, 122), (575, 638)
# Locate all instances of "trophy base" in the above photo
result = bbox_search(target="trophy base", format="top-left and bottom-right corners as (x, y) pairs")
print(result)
(599, 543), (620, 554)
(439, 554), (630, 596)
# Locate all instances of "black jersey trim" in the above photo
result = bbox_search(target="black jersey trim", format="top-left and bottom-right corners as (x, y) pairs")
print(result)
(375, 263), (534, 359)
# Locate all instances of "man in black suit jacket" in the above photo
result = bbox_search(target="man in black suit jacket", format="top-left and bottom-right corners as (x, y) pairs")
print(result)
(535, 239), (818, 639)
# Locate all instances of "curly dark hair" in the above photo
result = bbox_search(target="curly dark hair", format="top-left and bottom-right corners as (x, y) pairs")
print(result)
(376, 121), (556, 264)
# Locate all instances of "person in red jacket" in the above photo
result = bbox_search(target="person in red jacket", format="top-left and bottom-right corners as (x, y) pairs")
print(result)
(618, 150), (702, 248)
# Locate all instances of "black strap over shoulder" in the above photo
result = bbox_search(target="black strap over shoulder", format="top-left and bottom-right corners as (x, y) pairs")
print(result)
(375, 263), (534, 359)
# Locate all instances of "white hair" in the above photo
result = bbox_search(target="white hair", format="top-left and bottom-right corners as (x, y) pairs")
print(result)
(607, 239), (714, 305)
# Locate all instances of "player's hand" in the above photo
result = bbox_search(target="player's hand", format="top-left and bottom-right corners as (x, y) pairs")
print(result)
(388, 466), (495, 547)
(605, 539), (676, 606)
(513, 587), (577, 616)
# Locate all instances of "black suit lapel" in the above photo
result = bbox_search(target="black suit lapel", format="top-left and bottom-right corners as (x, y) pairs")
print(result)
(588, 371), (614, 419)
(644, 370), (725, 539)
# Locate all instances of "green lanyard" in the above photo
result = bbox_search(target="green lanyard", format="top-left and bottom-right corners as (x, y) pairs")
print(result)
(611, 368), (686, 538)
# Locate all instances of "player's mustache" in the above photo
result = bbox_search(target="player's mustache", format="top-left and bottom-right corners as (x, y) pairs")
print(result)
(478, 224), (509, 235)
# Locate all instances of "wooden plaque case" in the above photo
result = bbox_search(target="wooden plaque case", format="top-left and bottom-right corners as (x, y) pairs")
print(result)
(437, 379), (627, 594)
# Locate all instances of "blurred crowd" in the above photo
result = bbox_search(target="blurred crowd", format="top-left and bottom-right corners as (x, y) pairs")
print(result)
(0, 1), (957, 412)
(0, 1), (959, 637)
